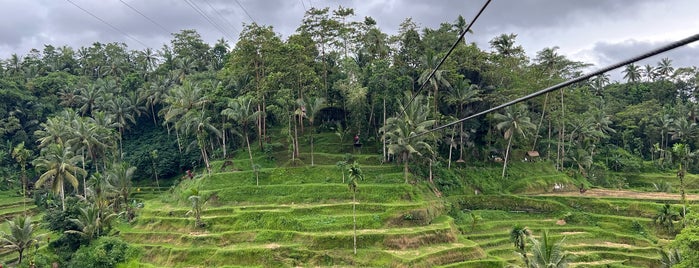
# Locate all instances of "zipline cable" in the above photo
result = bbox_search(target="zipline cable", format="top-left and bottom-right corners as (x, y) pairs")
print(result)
(402, 0), (492, 114)
(66, 0), (149, 48)
(118, 0), (171, 35)
(412, 33), (699, 139)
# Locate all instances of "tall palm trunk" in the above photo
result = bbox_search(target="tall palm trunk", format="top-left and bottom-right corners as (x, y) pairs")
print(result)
(403, 152), (409, 184)
(532, 93), (549, 151)
(502, 135), (513, 178)
(353, 190), (357, 255)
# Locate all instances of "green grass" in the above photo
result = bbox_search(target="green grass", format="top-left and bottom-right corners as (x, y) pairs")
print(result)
(113, 129), (682, 267)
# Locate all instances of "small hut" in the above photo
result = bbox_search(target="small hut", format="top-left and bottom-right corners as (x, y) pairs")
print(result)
(525, 151), (540, 162)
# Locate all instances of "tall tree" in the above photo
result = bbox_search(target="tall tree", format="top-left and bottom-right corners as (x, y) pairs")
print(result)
(11, 142), (32, 212)
(108, 162), (136, 217)
(303, 96), (326, 166)
(672, 143), (696, 224)
(657, 57), (675, 80)
(494, 104), (536, 178)
(222, 96), (260, 183)
(446, 79), (481, 162)
(418, 50), (452, 124)
(33, 144), (86, 211)
(623, 63), (641, 83)
(381, 94), (436, 183)
(181, 110), (221, 174)
(347, 162), (364, 255)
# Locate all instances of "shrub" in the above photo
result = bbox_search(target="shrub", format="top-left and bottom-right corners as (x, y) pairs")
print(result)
(69, 236), (140, 268)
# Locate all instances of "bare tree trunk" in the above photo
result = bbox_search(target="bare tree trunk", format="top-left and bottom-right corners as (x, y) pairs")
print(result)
(532, 93), (549, 151)
(502, 135), (513, 178)
(353, 191), (357, 255)
(383, 99), (387, 162)
(404, 153), (409, 184)
(222, 117), (227, 159)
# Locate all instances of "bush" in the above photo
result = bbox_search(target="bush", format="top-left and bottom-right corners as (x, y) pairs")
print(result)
(69, 236), (140, 268)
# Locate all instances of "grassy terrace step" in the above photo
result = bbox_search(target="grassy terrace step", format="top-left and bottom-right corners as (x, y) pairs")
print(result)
(569, 251), (660, 267)
(122, 219), (456, 249)
(199, 184), (423, 204)
(0, 198), (32, 210)
(202, 165), (404, 188)
(385, 241), (487, 267)
(139, 201), (428, 217)
(436, 258), (507, 268)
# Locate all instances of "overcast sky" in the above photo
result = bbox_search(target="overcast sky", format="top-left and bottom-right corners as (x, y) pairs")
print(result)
(1, 0), (697, 81)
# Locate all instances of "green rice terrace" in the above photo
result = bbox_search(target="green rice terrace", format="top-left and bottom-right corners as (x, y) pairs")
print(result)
(2, 6), (699, 267)
(5, 131), (698, 267)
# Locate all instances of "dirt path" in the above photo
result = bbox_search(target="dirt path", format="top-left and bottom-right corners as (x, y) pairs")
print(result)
(533, 188), (699, 200)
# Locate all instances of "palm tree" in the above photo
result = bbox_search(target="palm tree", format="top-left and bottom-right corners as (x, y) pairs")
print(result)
(657, 114), (674, 151)
(446, 79), (481, 162)
(623, 63), (641, 83)
(670, 117), (697, 143)
(657, 57), (674, 80)
(643, 64), (657, 82)
(139, 77), (171, 125)
(418, 50), (452, 123)
(108, 162), (136, 217)
(510, 225), (531, 267)
(75, 82), (104, 116)
(65, 204), (116, 241)
(528, 230), (571, 268)
(222, 96), (260, 178)
(11, 142), (32, 212)
(654, 203), (679, 233)
(671, 143), (696, 223)
(494, 104), (536, 178)
(186, 188), (205, 228)
(304, 96), (326, 166)
(336, 161), (348, 183)
(69, 116), (107, 194)
(659, 248), (682, 268)
(347, 162), (364, 255)
(0, 216), (43, 264)
(181, 110), (221, 174)
(35, 115), (71, 148)
(33, 144), (86, 211)
(381, 94), (436, 183)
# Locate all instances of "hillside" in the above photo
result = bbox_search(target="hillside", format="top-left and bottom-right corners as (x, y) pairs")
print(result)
(113, 132), (689, 267)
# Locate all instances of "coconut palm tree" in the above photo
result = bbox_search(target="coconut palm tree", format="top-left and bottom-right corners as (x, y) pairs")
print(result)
(381, 94), (436, 183)
(11, 142), (32, 212)
(510, 225), (531, 267)
(418, 50), (452, 123)
(494, 104), (536, 178)
(670, 117), (697, 144)
(33, 144), (86, 211)
(446, 79), (481, 162)
(222, 96), (260, 179)
(304, 96), (326, 166)
(186, 188), (205, 228)
(643, 64), (657, 82)
(65, 204), (116, 241)
(347, 162), (364, 255)
(659, 248), (682, 268)
(654, 203), (679, 233)
(657, 57), (674, 80)
(180, 110), (221, 174)
(623, 63), (641, 83)
(0, 216), (43, 264)
(671, 143), (697, 223)
(107, 162), (136, 216)
(528, 230), (571, 268)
